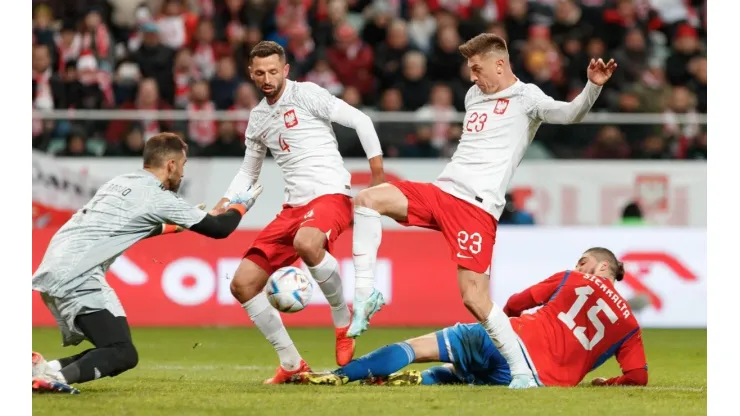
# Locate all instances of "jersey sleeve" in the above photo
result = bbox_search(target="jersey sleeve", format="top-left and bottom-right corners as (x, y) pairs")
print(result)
(524, 82), (602, 124)
(603, 329), (649, 386)
(295, 82), (337, 121)
(148, 190), (207, 229)
(504, 271), (569, 316)
(224, 125), (265, 200)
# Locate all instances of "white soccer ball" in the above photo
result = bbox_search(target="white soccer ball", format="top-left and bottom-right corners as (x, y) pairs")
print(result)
(265, 266), (314, 313)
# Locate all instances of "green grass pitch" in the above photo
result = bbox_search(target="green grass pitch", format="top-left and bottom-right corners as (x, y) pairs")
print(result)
(32, 327), (706, 415)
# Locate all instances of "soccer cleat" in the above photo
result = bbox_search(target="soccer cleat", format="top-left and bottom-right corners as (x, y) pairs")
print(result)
(347, 290), (386, 338)
(264, 360), (311, 384)
(385, 370), (423, 386)
(32, 352), (48, 378)
(32, 376), (80, 394)
(301, 372), (349, 386)
(508, 374), (538, 389)
(335, 324), (356, 366)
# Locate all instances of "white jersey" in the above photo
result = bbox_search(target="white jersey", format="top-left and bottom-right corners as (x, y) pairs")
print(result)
(434, 80), (602, 219)
(225, 80), (382, 207)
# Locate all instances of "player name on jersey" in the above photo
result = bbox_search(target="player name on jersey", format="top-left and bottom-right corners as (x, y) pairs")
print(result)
(580, 273), (631, 319)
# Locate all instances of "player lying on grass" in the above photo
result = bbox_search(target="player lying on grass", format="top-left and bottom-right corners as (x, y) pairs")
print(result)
(298, 247), (648, 387)
(32, 133), (264, 394)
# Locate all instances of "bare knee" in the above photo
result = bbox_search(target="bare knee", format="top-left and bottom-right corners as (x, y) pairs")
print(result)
(405, 333), (440, 363)
(230, 259), (269, 303)
(293, 227), (326, 267)
(354, 183), (408, 221)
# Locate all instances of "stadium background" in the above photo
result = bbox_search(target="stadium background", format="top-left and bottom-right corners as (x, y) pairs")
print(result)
(32, 0), (706, 330)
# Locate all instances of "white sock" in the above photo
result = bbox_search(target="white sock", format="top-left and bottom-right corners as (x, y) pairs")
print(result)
(480, 303), (532, 378)
(353, 206), (382, 301)
(243, 292), (302, 370)
(308, 252), (350, 328)
(47, 360), (62, 372)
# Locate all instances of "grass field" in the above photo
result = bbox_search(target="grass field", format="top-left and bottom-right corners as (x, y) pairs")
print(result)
(32, 327), (706, 415)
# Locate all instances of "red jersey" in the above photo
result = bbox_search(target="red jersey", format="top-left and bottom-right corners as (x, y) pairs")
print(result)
(506, 270), (648, 387)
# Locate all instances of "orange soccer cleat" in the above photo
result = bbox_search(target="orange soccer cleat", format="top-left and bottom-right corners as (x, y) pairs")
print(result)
(335, 324), (356, 366)
(264, 360), (311, 384)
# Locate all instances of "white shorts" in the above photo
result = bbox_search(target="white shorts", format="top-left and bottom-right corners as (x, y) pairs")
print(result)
(40, 277), (126, 346)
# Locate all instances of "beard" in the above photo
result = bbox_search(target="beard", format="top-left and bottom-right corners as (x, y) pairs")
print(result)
(261, 79), (283, 98)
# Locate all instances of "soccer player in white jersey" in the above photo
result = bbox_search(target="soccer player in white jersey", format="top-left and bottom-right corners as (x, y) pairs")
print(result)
(32, 133), (263, 394)
(348, 33), (617, 389)
(211, 41), (384, 384)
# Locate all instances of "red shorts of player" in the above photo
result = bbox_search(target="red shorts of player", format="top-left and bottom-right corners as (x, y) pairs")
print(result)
(391, 181), (497, 274)
(245, 194), (353, 275)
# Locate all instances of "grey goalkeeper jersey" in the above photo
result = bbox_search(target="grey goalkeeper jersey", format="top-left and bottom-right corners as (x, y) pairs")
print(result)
(32, 169), (207, 297)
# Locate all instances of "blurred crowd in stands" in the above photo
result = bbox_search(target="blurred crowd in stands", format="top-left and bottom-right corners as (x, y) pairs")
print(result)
(32, 0), (707, 160)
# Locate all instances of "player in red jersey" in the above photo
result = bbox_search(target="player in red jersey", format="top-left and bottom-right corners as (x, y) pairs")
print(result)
(298, 247), (647, 388)
(212, 41), (385, 384)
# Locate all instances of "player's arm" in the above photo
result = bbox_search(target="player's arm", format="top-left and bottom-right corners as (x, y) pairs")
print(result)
(528, 58), (616, 125)
(526, 82), (602, 125)
(152, 186), (263, 239)
(592, 329), (649, 387)
(503, 271), (569, 317)
(302, 82), (385, 186)
(212, 127), (267, 214)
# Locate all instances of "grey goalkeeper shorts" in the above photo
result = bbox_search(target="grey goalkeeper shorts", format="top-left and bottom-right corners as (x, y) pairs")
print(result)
(39, 277), (126, 347)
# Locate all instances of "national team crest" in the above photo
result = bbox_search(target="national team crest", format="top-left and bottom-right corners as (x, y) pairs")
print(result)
(494, 99), (509, 115)
(284, 109), (298, 128)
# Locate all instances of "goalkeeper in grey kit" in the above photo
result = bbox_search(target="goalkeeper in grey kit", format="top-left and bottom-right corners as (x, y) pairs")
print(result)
(31, 133), (264, 394)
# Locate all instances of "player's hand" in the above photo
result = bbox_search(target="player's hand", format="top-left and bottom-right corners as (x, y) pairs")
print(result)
(586, 58), (617, 86)
(229, 184), (264, 212)
(210, 198), (230, 215)
(591, 377), (608, 386)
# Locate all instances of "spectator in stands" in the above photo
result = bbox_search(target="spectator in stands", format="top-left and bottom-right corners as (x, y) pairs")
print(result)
(229, 82), (259, 135)
(172, 48), (200, 109)
(685, 129), (707, 160)
(612, 28), (650, 87)
(428, 25), (465, 82)
(504, 0), (532, 56)
(132, 22), (176, 105)
(635, 135), (671, 160)
(327, 23), (375, 100)
(105, 126), (146, 157)
(191, 18), (218, 79)
(33, 44), (66, 110)
(155, 0), (197, 51)
(396, 124), (439, 158)
(210, 56), (241, 109)
(416, 84), (457, 150)
(187, 80), (218, 148)
(373, 19), (413, 91)
(55, 20), (82, 74)
(304, 58), (343, 96)
(361, 0), (392, 48)
(407, 1), (436, 53)
(56, 130), (95, 157)
(584, 126), (631, 159)
(285, 22), (317, 79)
(666, 24), (703, 86)
(201, 121), (246, 157)
(396, 51), (432, 111)
(663, 86), (701, 157)
(81, 7), (115, 73)
(106, 78), (176, 144)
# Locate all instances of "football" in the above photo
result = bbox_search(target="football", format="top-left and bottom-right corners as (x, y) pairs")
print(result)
(265, 266), (314, 313)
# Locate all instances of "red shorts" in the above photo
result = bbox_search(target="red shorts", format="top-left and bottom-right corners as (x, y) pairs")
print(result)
(245, 194), (353, 275)
(391, 181), (497, 274)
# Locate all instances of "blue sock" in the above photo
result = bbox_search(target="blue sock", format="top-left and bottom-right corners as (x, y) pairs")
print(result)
(421, 366), (459, 385)
(335, 342), (415, 382)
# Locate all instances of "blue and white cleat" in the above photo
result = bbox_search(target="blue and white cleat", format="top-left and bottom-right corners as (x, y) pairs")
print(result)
(347, 290), (386, 338)
(508, 374), (538, 389)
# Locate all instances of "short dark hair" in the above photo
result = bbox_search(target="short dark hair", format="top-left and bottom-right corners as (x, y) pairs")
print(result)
(458, 33), (508, 59)
(585, 247), (625, 281)
(249, 41), (286, 64)
(143, 132), (188, 167)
